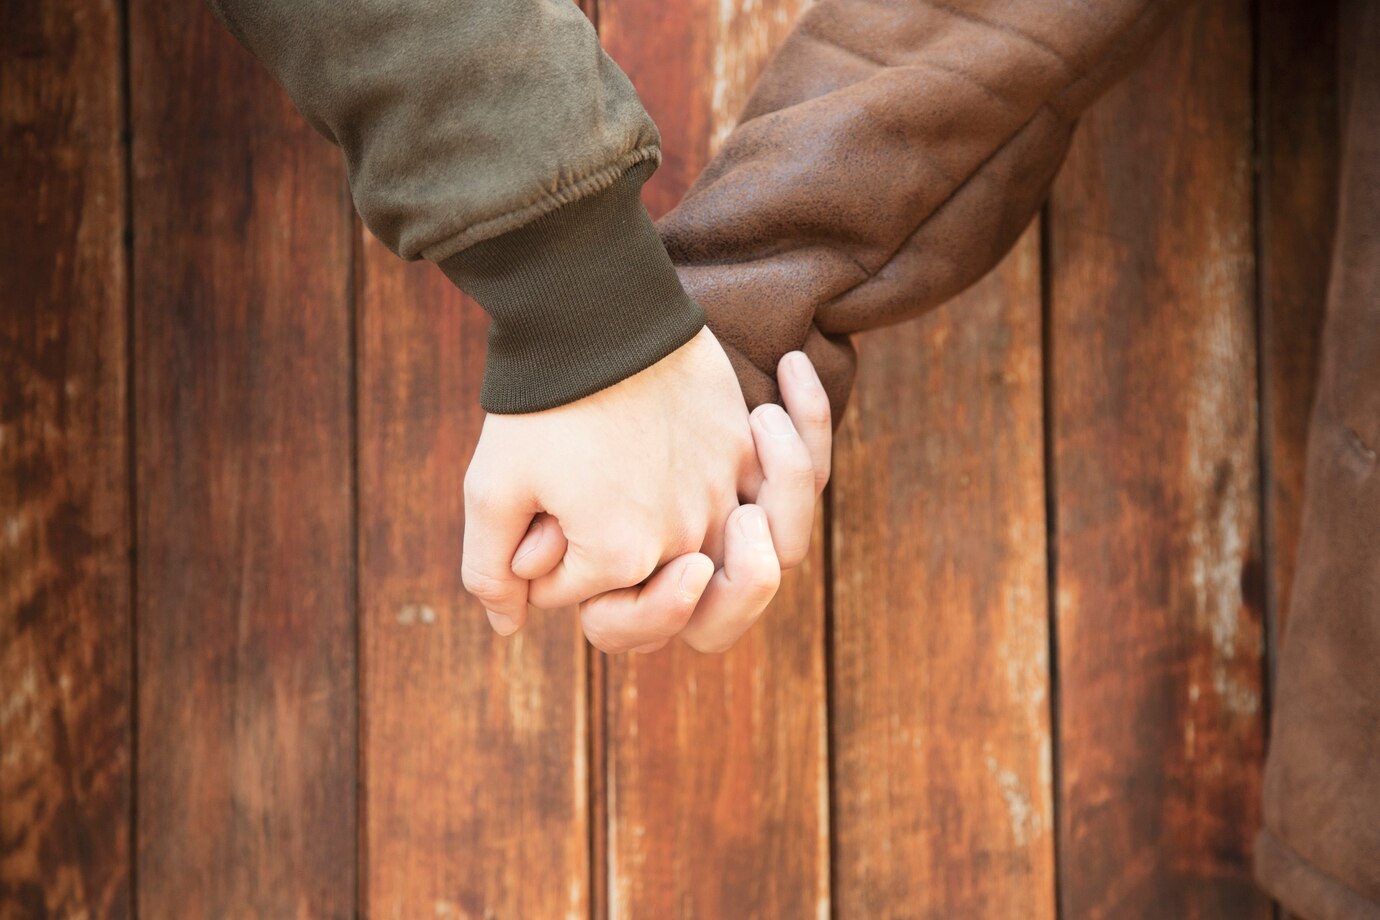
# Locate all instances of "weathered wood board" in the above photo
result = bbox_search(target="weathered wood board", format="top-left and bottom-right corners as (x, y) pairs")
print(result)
(357, 239), (591, 920)
(1047, 2), (1270, 916)
(1, 0), (131, 915)
(130, 3), (357, 914)
(0, 0), (1337, 915)
(598, 1), (831, 916)
(831, 230), (1055, 918)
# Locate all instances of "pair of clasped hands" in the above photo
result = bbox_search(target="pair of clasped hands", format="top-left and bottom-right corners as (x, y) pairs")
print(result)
(461, 327), (832, 654)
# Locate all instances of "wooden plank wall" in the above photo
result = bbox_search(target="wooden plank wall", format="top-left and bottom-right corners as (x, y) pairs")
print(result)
(356, 76), (590, 920)
(128, 1), (358, 915)
(834, 231), (1053, 918)
(0, 0), (1340, 917)
(599, 2), (830, 917)
(1048, 3), (1268, 915)
(1, 1), (130, 916)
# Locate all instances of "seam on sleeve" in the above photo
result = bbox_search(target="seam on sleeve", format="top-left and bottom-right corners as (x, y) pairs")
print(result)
(419, 145), (663, 263)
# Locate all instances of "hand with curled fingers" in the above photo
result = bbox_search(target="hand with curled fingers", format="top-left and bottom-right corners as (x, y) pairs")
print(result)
(459, 326), (831, 654)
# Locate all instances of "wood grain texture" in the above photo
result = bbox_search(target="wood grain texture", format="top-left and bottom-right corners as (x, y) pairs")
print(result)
(0, 0), (131, 916)
(598, 1), (830, 917)
(600, 0), (806, 216)
(1256, 0), (1339, 645)
(129, 3), (357, 915)
(1047, 3), (1269, 917)
(601, 518), (829, 919)
(357, 238), (590, 920)
(4, 0), (1346, 912)
(831, 230), (1055, 918)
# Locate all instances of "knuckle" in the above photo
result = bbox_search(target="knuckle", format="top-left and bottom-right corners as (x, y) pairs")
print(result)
(604, 546), (659, 586)
(781, 455), (818, 491)
(751, 403), (786, 430)
(814, 462), (833, 494)
(460, 564), (512, 603)
(777, 543), (809, 570)
(773, 522), (813, 568)
(581, 617), (626, 655)
(797, 397), (832, 431)
(655, 595), (698, 633)
(525, 580), (562, 611)
(588, 635), (623, 655)
(462, 471), (495, 509)
(684, 619), (751, 654)
(683, 632), (733, 655)
(745, 560), (784, 593)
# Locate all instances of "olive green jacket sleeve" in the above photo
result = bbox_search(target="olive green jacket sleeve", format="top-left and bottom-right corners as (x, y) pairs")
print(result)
(206, 0), (705, 413)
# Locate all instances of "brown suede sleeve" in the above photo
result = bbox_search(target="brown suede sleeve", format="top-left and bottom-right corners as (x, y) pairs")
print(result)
(658, 0), (1192, 423)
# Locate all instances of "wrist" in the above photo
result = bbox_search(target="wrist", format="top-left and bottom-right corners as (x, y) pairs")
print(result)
(440, 161), (706, 414)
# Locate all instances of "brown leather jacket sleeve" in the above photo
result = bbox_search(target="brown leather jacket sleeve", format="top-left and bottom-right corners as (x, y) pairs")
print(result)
(659, 0), (1190, 422)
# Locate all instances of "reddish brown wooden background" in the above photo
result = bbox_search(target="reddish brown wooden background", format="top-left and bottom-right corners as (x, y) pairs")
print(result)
(2, 0), (1339, 916)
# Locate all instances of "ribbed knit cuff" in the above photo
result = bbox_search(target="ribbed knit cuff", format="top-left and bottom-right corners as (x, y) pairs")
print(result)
(440, 161), (706, 414)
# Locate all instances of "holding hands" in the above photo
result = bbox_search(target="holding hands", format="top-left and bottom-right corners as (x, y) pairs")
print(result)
(461, 329), (832, 654)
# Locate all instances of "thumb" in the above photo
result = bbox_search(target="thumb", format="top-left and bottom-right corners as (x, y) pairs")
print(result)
(579, 553), (715, 654)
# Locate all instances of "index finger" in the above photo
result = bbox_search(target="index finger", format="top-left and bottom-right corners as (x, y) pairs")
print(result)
(777, 351), (832, 494)
(461, 478), (539, 635)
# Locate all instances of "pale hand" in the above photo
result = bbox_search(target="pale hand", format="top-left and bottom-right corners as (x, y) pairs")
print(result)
(461, 327), (832, 653)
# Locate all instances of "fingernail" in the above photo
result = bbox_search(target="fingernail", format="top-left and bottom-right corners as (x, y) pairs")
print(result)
(786, 351), (813, 382)
(631, 640), (666, 654)
(486, 609), (518, 636)
(738, 506), (770, 541)
(758, 404), (793, 437)
(513, 519), (544, 564)
(677, 558), (715, 602)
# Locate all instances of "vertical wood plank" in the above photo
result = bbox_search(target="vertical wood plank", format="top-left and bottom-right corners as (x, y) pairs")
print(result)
(0, 0), (131, 916)
(598, 2), (831, 916)
(601, 517), (829, 918)
(357, 0), (599, 910)
(1257, 0), (1339, 643)
(831, 232), (1055, 918)
(602, 0), (805, 220)
(357, 243), (590, 919)
(130, 3), (357, 914)
(1047, 2), (1269, 916)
